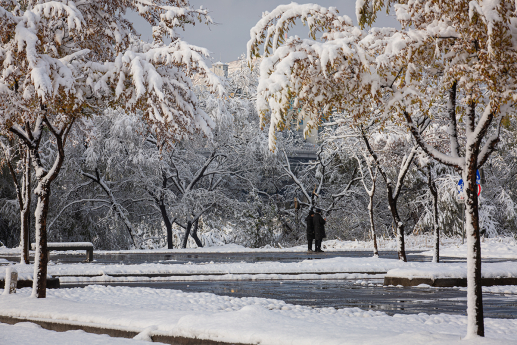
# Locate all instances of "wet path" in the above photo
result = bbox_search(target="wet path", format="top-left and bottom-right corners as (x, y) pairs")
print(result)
(63, 279), (517, 319)
(4, 250), (517, 319)
(3, 250), (513, 265)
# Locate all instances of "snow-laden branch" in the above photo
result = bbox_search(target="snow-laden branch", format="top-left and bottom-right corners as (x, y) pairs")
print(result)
(403, 111), (463, 170)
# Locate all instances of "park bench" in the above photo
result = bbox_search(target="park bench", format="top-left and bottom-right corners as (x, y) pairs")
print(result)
(31, 242), (94, 262)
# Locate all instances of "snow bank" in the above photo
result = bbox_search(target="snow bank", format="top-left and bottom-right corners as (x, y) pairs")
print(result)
(421, 238), (517, 259)
(1, 286), (516, 344)
(0, 257), (407, 280)
(0, 321), (160, 345)
(386, 262), (517, 280)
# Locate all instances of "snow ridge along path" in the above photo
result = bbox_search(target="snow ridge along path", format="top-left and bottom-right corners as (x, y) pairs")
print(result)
(1, 286), (517, 345)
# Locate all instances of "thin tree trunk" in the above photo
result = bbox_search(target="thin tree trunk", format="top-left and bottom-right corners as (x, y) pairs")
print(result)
(361, 130), (408, 262)
(191, 219), (203, 247)
(159, 201), (174, 249)
(387, 187), (406, 262)
(427, 167), (440, 263)
(1, 142), (31, 264)
(368, 189), (378, 257)
(181, 220), (192, 249)
(20, 149), (31, 264)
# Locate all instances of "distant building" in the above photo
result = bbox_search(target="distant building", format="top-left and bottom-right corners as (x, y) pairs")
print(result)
(211, 62), (228, 78)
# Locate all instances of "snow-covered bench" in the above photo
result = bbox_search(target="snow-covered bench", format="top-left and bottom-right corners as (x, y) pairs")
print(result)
(31, 242), (94, 262)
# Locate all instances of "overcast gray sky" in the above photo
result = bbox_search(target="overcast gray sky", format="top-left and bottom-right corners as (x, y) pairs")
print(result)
(127, 1), (399, 64)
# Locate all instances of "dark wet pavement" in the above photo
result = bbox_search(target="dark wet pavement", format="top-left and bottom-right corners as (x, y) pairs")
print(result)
(3, 250), (517, 319)
(3, 250), (514, 265)
(63, 279), (517, 319)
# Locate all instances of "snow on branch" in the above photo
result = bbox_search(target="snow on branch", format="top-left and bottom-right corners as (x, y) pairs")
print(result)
(247, 3), (352, 65)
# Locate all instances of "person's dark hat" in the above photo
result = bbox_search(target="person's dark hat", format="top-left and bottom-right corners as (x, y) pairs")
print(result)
(309, 210), (315, 215)
(315, 208), (322, 213)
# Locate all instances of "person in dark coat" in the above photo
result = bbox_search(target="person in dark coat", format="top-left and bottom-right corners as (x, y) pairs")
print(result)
(313, 208), (326, 252)
(305, 210), (315, 252)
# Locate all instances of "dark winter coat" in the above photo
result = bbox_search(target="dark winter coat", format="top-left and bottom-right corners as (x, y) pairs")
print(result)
(305, 213), (315, 239)
(313, 213), (326, 240)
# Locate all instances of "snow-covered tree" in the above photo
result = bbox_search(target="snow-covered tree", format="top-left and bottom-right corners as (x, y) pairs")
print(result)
(0, 138), (30, 263)
(248, 1), (517, 336)
(0, 0), (222, 298)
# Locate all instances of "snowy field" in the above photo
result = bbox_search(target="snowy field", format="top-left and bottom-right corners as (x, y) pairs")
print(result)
(1, 285), (517, 345)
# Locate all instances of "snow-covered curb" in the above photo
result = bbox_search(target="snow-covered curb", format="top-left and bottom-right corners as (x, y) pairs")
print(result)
(58, 272), (384, 284)
(1, 257), (407, 280)
(1, 286), (516, 344)
(385, 262), (517, 280)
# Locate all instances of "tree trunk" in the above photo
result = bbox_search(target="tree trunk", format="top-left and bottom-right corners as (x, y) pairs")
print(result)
(182, 220), (192, 249)
(387, 186), (406, 262)
(368, 189), (378, 257)
(191, 219), (203, 247)
(428, 168), (440, 263)
(20, 149), (31, 264)
(31, 181), (50, 298)
(465, 147), (484, 337)
(159, 202), (174, 249)
(10, 116), (74, 298)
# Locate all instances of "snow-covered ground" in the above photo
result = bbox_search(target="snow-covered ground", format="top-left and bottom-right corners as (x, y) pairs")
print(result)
(0, 257), (404, 282)
(0, 322), (157, 345)
(1, 286), (516, 344)
(2, 235), (515, 257)
(385, 261), (517, 280)
(2, 256), (517, 284)
(421, 238), (517, 259)
(0, 235), (514, 260)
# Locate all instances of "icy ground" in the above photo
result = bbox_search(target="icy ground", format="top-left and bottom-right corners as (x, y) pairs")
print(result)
(1, 285), (517, 344)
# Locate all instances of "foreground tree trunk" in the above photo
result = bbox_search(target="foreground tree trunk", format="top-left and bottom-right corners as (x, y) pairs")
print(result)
(403, 94), (497, 336)
(31, 179), (51, 298)
(464, 135), (484, 337)
(11, 115), (74, 298)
